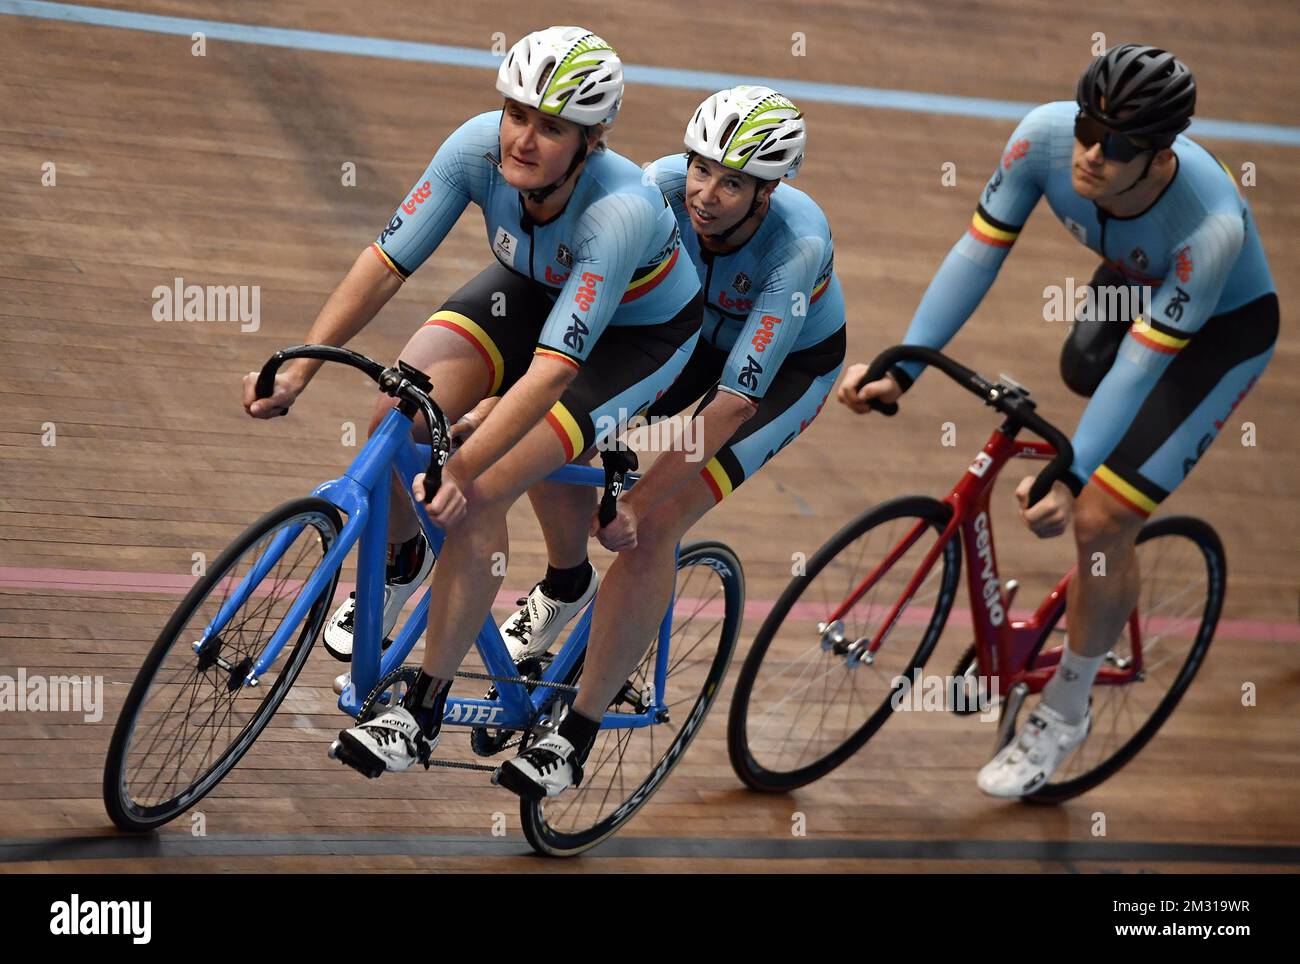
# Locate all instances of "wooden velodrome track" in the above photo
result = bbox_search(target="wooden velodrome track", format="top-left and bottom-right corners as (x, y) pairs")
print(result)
(1, 0), (1297, 873)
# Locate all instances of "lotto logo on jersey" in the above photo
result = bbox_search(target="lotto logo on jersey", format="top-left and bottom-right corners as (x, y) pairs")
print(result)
(379, 214), (403, 244)
(1175, 246), (1194, 283)
(401, 181), (432, 215)
(563, 313), (590, 354)
(718, 290), (754, 312)
(737, 354), (763, 392)
(750, 315), (782, 352)
(574, 272), (604, 312)
(1002, 139), (1030, 169)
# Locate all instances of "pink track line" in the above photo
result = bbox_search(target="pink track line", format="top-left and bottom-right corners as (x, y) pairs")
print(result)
(2, 566), (1297, 643)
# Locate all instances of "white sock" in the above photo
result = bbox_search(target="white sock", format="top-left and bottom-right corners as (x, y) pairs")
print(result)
(1041, 646), (1106, 725)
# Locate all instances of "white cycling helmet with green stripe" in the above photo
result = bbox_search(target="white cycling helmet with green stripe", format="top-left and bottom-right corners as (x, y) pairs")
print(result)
(684, 86), (806, 181)
(496, 26), (624, 128)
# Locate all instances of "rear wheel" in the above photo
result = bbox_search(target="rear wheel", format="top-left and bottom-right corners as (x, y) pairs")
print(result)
(1022, 515), (1225, 802)
(520, 541), (743, 856)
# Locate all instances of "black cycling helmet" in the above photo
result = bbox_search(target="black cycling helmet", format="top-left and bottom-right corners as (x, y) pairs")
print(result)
(1076, 43), (1196, 147)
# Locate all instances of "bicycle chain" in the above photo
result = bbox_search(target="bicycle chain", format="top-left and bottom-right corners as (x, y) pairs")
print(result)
(452, 669), (579, 694)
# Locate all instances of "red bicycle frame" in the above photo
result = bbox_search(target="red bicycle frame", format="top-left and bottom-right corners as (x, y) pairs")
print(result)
(828, 425), (1145, 697)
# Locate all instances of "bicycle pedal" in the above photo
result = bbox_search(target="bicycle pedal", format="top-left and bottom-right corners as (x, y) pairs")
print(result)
(333, 672), (351, 696)
(330, 735), (386, 779)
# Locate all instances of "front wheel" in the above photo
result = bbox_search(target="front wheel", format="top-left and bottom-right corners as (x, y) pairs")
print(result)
(1022, 515), (1226, 802)
(519, 541), (743, 856)
(103, 497), (343, 831)
(728, 496), (961, 791)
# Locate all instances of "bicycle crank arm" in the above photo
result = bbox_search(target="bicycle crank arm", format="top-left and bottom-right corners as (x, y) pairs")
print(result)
(995, 681), (1029, 752)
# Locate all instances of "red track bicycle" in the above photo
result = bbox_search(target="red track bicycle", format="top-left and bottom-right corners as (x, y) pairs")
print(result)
(727, 346), (1225, 801)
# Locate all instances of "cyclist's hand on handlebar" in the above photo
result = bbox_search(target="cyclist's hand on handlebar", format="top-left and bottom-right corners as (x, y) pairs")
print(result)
(243, 367), (305, 419)
(592, 499), (638, 552)
(837, 364), (902, 414)
(1016, 476), (1074, 539)
(415, 467), (469, 529)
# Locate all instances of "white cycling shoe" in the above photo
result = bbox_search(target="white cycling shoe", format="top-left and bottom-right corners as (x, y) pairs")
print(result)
(323, 534), (435, 661)
(977, 702), (1092, 798)
(500, 565), (599, 662)
(331, 706), (438, 779)
(494, 733), (584, 801)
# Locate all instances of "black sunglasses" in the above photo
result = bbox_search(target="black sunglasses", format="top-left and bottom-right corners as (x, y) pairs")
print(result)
(1073, 111), (1152, 163)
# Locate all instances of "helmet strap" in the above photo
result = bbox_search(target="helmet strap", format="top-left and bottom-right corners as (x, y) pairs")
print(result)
(493, 112), (592, 207)
(522, 138), (589, 205)
(706, 181), (764, 244)
(1113, 149), (1158, 197)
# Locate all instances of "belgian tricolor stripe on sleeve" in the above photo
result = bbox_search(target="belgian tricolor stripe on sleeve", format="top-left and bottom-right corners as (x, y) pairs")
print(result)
(1129, 316), (1191, 355)
(968, 205), (1022, 249)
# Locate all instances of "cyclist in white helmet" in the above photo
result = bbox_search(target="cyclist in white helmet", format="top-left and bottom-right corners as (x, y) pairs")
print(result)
(493, 86), (846, 800)
(243, 26), (703, 776)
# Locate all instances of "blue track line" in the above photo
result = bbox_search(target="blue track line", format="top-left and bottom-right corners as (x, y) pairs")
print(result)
(4, 1), (1298, 146)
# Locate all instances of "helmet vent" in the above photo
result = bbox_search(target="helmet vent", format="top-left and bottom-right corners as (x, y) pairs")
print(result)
(535, 63), (555, 97)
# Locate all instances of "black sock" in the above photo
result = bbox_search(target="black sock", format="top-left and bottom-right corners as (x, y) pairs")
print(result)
(386, 532), (427, 583)
(542, 560), (592, 603)
(557, 709), (600, 764)
(401, 670), (450, 738)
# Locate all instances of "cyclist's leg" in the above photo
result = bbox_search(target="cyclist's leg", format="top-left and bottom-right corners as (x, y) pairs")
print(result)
(573, 330), (845, 720)
(373, 263), (553, 544)
(573, 476), (717, 721)
(522, 335), (727, 566)
(371, 326), (489, 543)
(419, 298), (703, 684)
(523, 464), (597, 570)
(1067, 293), (1279, 665)
(506, 334), (725, 653)
(1059, 261), (1135, 397)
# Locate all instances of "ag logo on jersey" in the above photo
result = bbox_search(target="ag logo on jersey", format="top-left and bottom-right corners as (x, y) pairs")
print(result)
(733, 272), (752, 294)
(563, 313), (590, 354)
(493, 227), (518, 266)
(556, 243), (573, 269)
(1129, 247), (1149, 272)
(984, 168), (1004, 204)
(1064, 217), (1087, 245)
(737, 354), (763, 392)
(379, 214), (403, 244)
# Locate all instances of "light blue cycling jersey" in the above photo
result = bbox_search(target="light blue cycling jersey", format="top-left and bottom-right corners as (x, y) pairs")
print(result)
(647, 153), (845, 399)
(895, 100), (1276, 486)
(374, 111), (699, 364)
